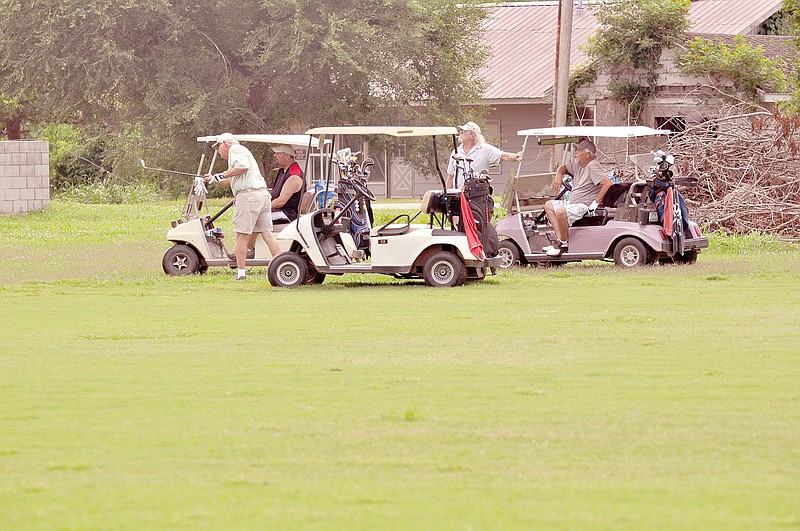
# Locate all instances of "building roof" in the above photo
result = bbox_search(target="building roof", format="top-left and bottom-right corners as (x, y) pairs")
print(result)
(479, 0), (788, 102)
(688, 0), (784, 35)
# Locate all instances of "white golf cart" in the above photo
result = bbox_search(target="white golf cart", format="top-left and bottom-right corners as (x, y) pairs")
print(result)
(266, 126), (503, 287)
(494, 126), (709, 268)
(160, 134), (321, 275)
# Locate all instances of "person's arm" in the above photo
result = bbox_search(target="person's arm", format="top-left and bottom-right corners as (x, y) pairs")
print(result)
(500, 150), (523, 162)
(204, 167), (246, 188)
(272, 174), (303, 209)
(446, 174), (454, 189)
(553, 164), (568, 191)
(594, 176), (613, 205)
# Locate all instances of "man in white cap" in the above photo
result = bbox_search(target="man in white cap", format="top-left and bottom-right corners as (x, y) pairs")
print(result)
(204, 133), (282, 280)
(446, 121), (523, 189)
(269, 144), (304, 223)
(542, 137), (612, 257)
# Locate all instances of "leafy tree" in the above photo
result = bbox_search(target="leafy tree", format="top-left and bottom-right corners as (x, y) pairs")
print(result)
(677, 35), (788, 100)
(583, 0), (691, 121)
(0, 0), (488, 192)
(780, 0), (800, 113)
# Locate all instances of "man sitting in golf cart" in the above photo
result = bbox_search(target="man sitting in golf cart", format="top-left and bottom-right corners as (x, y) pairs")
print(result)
(542, 138), (613, 257)
(269, 144), (304, 223)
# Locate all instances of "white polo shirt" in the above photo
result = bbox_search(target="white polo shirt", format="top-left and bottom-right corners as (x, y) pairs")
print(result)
(447, 143), (503, 189)
(227, 144), (267, 196)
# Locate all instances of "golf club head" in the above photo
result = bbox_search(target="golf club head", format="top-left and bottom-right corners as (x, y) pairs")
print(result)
(140, 159), (147, 168)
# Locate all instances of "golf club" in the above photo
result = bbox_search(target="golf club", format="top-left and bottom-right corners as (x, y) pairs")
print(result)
(140, 159), (203, 178)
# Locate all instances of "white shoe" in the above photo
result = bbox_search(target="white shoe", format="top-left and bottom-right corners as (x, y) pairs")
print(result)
(545, 240), (568, 257)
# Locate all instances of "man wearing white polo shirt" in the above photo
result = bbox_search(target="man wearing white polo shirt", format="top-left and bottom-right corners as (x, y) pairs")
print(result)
(446, 122), (523, 190)
(204, 133), (282, 280)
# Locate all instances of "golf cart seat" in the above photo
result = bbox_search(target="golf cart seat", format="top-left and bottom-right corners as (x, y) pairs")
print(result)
(299, 189), (315, 215)
(421, 190), (436, 213)
(572, 208), (611, 227)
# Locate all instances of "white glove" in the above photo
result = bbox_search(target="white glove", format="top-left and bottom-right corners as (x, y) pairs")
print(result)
(193, 177), (207, 196)
(588, 200), (598, 214)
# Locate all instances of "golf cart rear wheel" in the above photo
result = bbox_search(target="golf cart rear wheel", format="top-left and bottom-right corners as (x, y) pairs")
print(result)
(305, 265), (326, 285)
(267, 252), (308, 287)
(423, 251), (465, 288)
(674, 249), (698, 265)
(497, 240), (521, 269)
(613, 237), (651, 268)
(162, 245), (200, 276)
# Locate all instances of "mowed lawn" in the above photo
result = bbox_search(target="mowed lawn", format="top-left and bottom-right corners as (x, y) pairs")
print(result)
(1, 201), (799, 529)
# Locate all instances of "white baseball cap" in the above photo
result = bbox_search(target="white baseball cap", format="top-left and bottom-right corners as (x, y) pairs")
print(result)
(457, 122), (481, 135)
(212, 132), (237, 147)
(271, 144), (296, 156)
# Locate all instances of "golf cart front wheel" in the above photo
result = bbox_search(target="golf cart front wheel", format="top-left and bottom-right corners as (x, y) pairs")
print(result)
(162, 245), (200, 276)
(268, 252), (309, 287)
(613, 237), (651, 268)
(423, 251), (465, 288)
(497, 240), (521, 269)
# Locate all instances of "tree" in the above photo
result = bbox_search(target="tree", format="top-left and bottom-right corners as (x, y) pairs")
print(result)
(0, 0), (488, 188)
(583, 0), (691, 121)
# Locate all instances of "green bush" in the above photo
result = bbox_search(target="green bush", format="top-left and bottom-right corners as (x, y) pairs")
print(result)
(55, 182), (163, 204)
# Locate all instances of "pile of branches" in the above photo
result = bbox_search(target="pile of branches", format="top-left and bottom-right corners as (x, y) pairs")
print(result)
(668, 105), (800, 240)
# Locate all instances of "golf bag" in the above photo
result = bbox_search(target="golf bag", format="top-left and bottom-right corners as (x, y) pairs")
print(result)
(335, 177), (373, 251)
(458, 177), (499, 257)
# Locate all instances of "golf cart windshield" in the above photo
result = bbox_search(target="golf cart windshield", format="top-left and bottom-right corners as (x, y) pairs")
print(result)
(503, 126), (672, 215)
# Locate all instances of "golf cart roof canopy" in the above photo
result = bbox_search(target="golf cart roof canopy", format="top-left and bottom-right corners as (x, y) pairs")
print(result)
(197, 134), (320, 148)
(517, 126), (671, 139)
(305, 126), (459, 137)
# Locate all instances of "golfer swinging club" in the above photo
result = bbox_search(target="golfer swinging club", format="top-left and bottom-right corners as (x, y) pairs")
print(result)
(204, 133), (282, 280)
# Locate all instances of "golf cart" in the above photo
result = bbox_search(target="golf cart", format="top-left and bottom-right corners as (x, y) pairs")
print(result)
(156, 134), (321, 275)
(494, 126), (709, 268)
(266, 126), (502, 287)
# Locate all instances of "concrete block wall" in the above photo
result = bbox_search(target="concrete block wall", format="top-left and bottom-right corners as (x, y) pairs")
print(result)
(0, 140), (50, 214)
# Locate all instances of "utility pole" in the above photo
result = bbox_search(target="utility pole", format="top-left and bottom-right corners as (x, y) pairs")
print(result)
(551, 0), (574, 170)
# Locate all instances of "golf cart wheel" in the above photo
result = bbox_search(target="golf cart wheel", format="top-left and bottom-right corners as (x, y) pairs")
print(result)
(423, 251), (465, 288)
(497, 240), (521, 269)
(162, 245), (200, 276)
(267, 252), (308, 287)
(674, 249), (698, 265)
(613, 237), (651, 268)
(305, 265), (326, 285)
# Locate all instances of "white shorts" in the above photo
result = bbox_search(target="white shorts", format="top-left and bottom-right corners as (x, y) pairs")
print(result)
(233, 189), (273, 234)
(550, 200), (589, 226)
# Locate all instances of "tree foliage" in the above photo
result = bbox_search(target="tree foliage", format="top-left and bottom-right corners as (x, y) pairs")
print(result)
(0, 0), (488, 191)
(677, 36), (788, 100)
(780, 0), (800, 114)
(584, 0), (691, 120)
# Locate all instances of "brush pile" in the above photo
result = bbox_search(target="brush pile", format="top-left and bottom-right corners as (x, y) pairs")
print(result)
(668, 106), (800, 240)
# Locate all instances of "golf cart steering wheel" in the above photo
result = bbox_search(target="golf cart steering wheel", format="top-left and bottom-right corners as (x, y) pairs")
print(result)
(350, 179), (376, 201)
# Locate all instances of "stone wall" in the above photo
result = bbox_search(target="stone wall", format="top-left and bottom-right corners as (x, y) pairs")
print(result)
(0, 140), (50, 214)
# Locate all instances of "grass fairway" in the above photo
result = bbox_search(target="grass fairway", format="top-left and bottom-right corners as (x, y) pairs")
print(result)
(1, 201), (799, 529)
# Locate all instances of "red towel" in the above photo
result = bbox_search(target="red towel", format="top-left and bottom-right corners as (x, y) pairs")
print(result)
(460, 191), (485, 260)
(663, 187), (674, 236)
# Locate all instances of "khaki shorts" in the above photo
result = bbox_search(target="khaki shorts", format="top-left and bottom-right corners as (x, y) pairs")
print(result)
(233, 189), (273, 234)
(550, 200), (589, 225)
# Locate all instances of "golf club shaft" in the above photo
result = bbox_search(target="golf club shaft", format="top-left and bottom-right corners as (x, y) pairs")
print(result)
(140, 160), (202, 178)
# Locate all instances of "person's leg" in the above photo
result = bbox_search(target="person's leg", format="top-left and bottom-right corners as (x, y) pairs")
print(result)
(553, 206), (570, 242)
(235, 233), (252, 267)
(260, 231), (282, 257)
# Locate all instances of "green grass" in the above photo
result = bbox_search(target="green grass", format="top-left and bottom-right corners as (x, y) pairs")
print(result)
(1, 200), (799, 529)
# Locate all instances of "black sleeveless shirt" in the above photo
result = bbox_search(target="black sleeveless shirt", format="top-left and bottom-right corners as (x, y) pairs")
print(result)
(272, 161), (303, 221)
